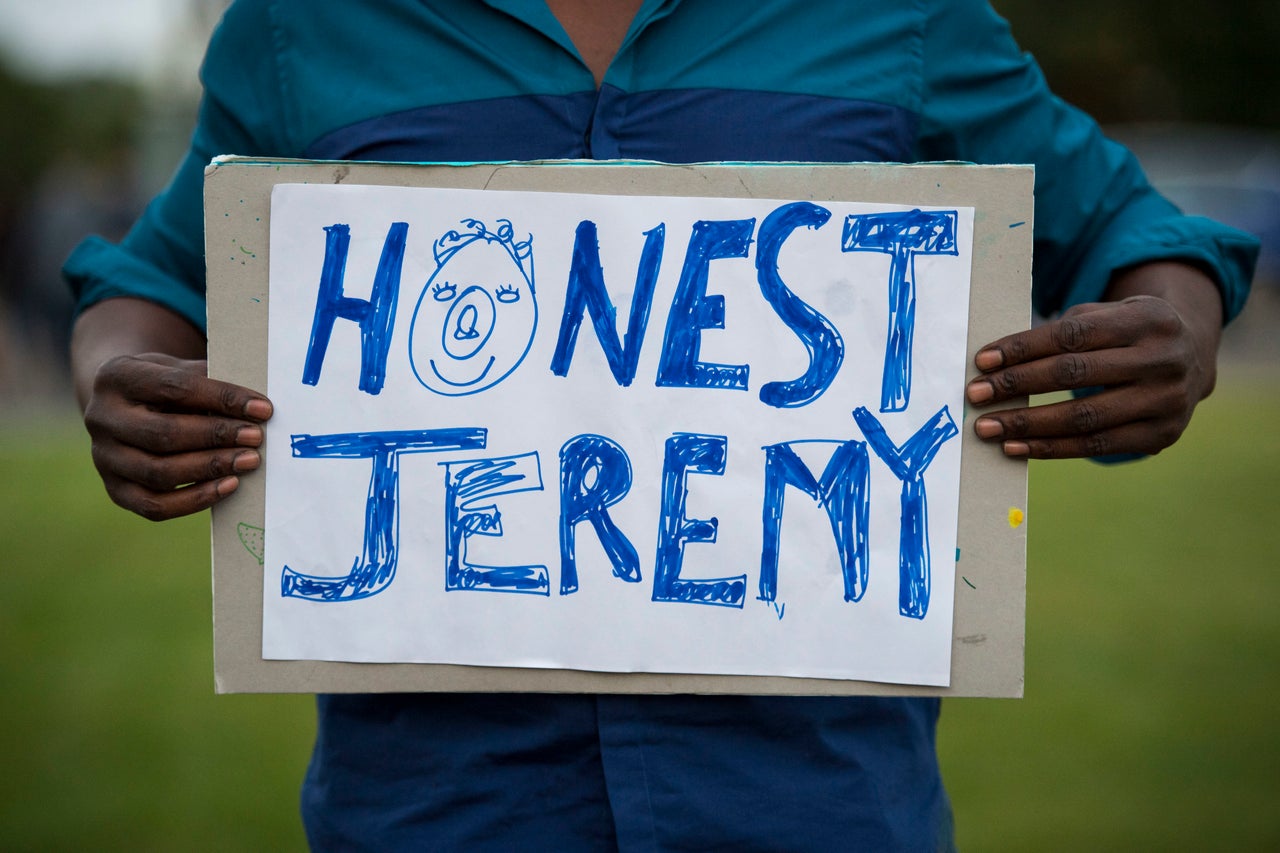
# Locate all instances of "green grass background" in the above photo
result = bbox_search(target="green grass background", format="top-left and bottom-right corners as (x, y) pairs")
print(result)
(2, 374), (1277, 851)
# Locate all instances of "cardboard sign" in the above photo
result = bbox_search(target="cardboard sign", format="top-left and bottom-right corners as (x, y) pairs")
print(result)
(206, 159), (1031, 696)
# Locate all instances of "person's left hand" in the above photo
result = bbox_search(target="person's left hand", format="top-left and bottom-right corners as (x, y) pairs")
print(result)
(964, 261), (1224, 459)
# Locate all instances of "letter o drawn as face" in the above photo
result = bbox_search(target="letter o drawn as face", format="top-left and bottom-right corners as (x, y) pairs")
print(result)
(409, 230), (537, 396)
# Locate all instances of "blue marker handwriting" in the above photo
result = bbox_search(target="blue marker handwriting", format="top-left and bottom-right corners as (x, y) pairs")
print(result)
(301, 205), (957, 412)
(280, 413), (956, 616)
(278, 199), (966, 628)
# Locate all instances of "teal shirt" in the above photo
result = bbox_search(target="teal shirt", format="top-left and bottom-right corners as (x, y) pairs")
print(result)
(64, 0), (1258, 334)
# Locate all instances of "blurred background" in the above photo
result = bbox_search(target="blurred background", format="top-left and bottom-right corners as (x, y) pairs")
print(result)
(0, 1), (1275, 850)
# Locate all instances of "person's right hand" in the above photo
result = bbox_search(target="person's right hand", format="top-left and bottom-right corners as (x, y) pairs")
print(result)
(83, 353), (273, 520)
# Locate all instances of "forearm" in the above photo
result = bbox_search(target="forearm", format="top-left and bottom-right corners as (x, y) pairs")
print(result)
(70, 297), (208, 412)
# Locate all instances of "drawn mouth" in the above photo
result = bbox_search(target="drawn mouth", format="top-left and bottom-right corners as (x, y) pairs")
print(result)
(429, 356), (495, 388)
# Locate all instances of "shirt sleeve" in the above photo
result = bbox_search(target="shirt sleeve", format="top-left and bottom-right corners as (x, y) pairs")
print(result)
(913, 0), (1258, 321)
(62, 0), (290, 333)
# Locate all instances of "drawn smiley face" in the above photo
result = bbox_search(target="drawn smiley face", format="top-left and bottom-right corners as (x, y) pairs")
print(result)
(409, 230), (537, 396)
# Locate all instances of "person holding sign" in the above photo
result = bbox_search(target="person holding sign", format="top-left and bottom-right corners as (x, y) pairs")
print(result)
(65, 1), (1257, 850)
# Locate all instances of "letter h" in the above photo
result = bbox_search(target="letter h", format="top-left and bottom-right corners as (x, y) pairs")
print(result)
(301, 222), (408, 395)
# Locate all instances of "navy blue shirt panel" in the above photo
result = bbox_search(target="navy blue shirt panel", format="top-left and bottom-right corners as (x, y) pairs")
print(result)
(593, 86), (917, 163)
(305, 93), (597, 162)
(304, 87), (918, 164)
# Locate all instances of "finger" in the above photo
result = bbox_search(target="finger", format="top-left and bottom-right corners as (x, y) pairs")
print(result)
(94, 442), (261, 492)
(995, 419), (1184, 460)
(108, 356), (272, 420)
(967, 343), (1171, 404)
(972, 301), (1150, 373)
(1060, 301), (1112, 318)
(92, 405), (265, 455)
(972, 387), (1170, 443)
(102, 473), (241, 522)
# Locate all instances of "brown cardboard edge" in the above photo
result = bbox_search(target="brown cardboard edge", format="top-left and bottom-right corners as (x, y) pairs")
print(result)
(206, 159), (1030, 697)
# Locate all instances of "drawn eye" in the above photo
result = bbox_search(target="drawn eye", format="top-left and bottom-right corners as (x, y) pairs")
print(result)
(495, 284), (521, 304)
(432, 281), (456, 301)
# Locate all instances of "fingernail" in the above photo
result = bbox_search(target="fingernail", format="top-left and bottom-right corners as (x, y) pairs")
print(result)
(975, 349), (1003, 371)
(1003, 441), (1029, 457)
(233, 451), (260, 473)
(966, 381), (994, 404)
(237, 426), (263, 447)
(245, 399), (273, 420)
(216, 476), (240, 497)
(974, 418), (1003, 439)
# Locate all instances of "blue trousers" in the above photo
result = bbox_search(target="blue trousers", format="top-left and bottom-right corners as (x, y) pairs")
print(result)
(301, 693), (954, 852)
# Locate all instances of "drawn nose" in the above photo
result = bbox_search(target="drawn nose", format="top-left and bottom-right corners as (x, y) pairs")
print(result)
(453, 304), (481, 340)
(442, 286), (495, 360)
